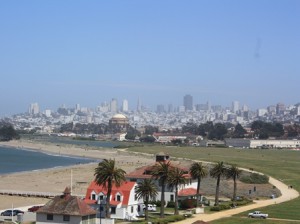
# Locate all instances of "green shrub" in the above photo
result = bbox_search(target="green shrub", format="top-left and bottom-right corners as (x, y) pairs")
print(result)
(210, 204), (231, 211)
(240, 173), (269, 184)
(233, 198), (253, 206)
(151, 200), (165, 207)
(167, 201), (175, 208)
(180, 199), (197, 209)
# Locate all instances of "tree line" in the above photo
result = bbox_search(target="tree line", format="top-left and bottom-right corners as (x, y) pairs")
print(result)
(182, 121), (300, 140)
(0, 121), (19, 141)
(94, 159), (244, 222)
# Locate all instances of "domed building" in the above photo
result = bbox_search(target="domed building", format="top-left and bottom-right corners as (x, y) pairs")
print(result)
(109, 113), (130, 132)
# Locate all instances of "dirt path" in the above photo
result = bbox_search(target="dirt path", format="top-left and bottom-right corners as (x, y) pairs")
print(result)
(175, 176), (299, 223)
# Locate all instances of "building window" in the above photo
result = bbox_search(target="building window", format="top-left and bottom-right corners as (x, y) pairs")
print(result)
(91, 194), (96, 200)
(117, 195), (121, 201)
(170, 194), (174, 202)
(131, 206), (134, 213)
(47, 214), (53, 220)
(63, 215), (70, 221)
(138, 205), (141, 212)
(99, 195), (104, 200)
(111, 207), (116, 214)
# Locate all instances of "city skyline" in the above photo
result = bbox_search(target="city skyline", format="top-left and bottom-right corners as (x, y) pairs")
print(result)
(24, 97), (296, 116)
(1, 1), (299, 116)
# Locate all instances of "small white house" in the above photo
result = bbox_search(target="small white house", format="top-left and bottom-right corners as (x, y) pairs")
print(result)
(84, 181), (144, 220)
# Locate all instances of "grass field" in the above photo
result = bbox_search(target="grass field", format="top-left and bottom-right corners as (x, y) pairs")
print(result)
(126, 145), (300, 223)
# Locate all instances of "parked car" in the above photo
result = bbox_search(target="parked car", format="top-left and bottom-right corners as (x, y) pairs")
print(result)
(142, 204), (157, 211)
(248, 211), (268, 219)
(28, 205), (43, 212)
(1, 209), (24, 216)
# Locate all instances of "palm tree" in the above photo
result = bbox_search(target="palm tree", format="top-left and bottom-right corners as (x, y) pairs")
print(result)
(189, 162), (208, 207)
(135, 179), (158, 221)
(151, 161), (172, 218)
(226, 164), (242, 203)
(94, 159), (126, 218)
(168, 168), (188, 215)
(210, 161), (227, 206)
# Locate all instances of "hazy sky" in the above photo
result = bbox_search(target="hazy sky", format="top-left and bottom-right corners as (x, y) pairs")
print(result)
(1, 1), (299, 116)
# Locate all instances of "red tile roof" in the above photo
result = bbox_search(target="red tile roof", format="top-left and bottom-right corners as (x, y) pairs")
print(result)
(178, 188), (202, 197)
(84, 181), (136, 207)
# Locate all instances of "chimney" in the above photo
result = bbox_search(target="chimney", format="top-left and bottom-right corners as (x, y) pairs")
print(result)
(63, 186), (71, 200)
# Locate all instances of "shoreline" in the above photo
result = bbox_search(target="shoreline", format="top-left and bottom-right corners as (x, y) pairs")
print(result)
(0, 139), (154, 210)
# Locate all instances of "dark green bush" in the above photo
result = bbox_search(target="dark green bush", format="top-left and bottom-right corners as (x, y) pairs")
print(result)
(210, 204), (231, 211)
(151, 200), (165, 207)
(180, 199), (197, 209)
(240, 173), (269, 184)
(233, 198), (253, 206)
(167, 201), (175, 208)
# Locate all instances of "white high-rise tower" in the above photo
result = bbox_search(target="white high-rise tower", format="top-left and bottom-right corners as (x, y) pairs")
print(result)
(122, 99), (129, 112)
(28, 103), (40, 115)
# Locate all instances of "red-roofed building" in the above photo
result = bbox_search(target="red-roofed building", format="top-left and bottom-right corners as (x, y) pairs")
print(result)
(125, 154), (202, 205)
(84, 181), (144, 220)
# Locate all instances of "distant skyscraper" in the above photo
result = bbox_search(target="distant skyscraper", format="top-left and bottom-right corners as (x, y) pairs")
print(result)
(28, 103), (39, 115)
(242, 104), (248, 112)
(183, 94), (193, 111)
(110, 98), (118, 113)
(232, 101), (239, 114)
(44, 109), (52, 117)
(137, 97), (141, 112)
(156, 104), (165, 113)
(168, 104), (173, 113)
(207, 101), (211, 112)
(122, 99), (129, 112)
(276, 103), (285, 115)
(75, 104), (80, 112)
(297, 106), (300, 116)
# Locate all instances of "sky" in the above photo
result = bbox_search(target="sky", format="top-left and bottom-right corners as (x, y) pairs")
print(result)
(0, 1), (299, 116)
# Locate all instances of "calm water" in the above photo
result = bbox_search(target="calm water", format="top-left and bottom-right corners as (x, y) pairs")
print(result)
(0, 146), (97, 175)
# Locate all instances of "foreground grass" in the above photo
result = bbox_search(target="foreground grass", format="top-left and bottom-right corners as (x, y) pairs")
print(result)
(127, 145), (300, 223)
(212, 217), (300, 224)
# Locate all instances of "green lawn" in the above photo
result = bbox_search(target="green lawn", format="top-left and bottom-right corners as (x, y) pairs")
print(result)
(126, 145), (300, 223)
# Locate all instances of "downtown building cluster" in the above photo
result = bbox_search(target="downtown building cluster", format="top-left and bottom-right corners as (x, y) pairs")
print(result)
(4, 95), (300, 134)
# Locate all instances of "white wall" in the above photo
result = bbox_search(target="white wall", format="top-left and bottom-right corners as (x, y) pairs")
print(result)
(36, 214), (82, 224)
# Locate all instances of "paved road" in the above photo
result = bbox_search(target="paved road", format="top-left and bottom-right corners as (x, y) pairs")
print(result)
(175, 176), (299, 223)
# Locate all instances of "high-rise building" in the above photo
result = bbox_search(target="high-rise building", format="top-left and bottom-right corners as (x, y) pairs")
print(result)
(168, 104), (173, 113)
(156, 104), (165, 113)
(232, 101), (239, 114)
(207, 101), (211, 112)
(276, 103), (285, 115)
(110, 98), (118, 113)
(122, 99), (129, 112)
(183, 94), (193, 111)
(137, 97), (141, 112)
(297, 106), (300, 116)
(75, 104), (80, 112)
(28, 103), (40, 115)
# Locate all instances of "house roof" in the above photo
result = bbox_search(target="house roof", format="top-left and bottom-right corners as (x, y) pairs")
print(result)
(84, 181), (136, 207)
(37, 193), (96, 216)
(178, 188), (202, 197)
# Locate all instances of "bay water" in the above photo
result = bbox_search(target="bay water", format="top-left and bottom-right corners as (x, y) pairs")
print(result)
(0, 146), (97, 175)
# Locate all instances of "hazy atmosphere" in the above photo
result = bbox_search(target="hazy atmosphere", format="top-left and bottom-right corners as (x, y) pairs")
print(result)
(1, 0), (299, 116)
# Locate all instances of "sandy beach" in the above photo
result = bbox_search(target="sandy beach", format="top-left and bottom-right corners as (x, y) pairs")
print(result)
(0, 139), (154, 210)
(0, 138), (292, 220)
